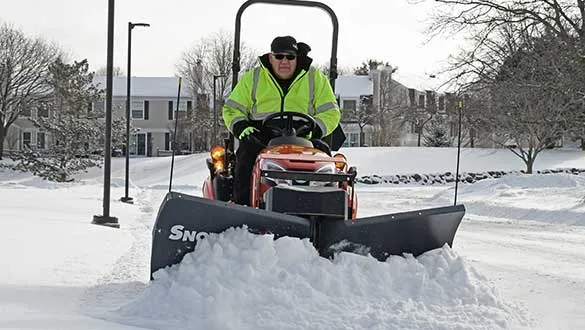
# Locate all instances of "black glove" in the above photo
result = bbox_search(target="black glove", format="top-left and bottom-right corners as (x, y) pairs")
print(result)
(311, 125), (323, 139)
(232, 121), (252, 139)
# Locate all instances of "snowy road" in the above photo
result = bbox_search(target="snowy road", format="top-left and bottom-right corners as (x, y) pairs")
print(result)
(356, 183), (585, 330)
(1, 148), (584, 329)
(458, 220), (585, 330)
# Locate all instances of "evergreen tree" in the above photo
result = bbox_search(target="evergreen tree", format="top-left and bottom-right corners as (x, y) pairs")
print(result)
(8, 58), (107, 182)
(423, 115), (451, 147)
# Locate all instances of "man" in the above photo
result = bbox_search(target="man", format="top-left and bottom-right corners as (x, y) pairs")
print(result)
(222, 35), (341, 205)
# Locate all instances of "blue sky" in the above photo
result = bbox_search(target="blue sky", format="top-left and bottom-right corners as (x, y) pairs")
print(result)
(1, 0), (462, 87)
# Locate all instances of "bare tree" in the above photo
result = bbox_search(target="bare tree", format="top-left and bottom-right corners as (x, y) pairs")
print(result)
(412, 0), (585, 96)
(479, 33), (579, 173)
(457, 89), (492, 148)
(416, 0), (585, 43)
(0, 24), (61, 159)
(175, 30), (259, 150)
(176, 30), (258, 96)
(413, 0), (585, 151)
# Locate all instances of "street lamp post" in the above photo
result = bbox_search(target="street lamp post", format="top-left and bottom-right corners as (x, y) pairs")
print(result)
(121, 21), (149, 204)
(212, 74), (225, 146)
(92, 0), (118, 228)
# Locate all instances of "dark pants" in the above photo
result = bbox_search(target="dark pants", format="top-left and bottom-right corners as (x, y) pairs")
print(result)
(232, 136), (268, 206)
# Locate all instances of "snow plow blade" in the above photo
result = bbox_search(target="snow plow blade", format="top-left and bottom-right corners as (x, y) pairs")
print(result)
(150, 193), (465, 279)
(318, 205), (465, 260)
(150, 192), (312, 279)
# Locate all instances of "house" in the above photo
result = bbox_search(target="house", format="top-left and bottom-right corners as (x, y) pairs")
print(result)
(4, 76), (194, 157)
(3, 70), (471, 157)
(5, 105), (49, 154)
(91, 76), (194, 156)
(334, 75), (375, 147)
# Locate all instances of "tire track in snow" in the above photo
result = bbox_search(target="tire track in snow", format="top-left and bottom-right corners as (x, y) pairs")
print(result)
(78, 186), (162, 318)
(456, 220), (585, 330)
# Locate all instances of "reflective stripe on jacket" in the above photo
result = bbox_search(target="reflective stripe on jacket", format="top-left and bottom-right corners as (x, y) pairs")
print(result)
(222, 62), (340, 137)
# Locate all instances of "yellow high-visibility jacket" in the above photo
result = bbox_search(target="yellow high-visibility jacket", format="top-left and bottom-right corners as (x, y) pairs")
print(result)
(222, 60), (340, 138)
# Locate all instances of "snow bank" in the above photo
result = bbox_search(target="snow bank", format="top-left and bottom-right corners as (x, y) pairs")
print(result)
(356, 168), (585, 186)
(429, 173), (585, 225)
(341, 147), (585, 176)
(109, 228), (526, 330)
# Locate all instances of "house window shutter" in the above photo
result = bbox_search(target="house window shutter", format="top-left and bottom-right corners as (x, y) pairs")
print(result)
(144, 100), (150, 120)
(165, 132), (170, 150)
(187, 101), (193, 117)
(168, 101), (173, 120)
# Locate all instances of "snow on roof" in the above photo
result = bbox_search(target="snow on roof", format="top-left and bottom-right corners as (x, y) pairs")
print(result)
(334, 75), (373, 98)
(93, 76), (191, 98)
(91, 73), (449, 99)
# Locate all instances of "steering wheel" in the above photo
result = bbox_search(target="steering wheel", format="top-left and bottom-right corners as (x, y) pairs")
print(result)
(261, 111), (316, 138)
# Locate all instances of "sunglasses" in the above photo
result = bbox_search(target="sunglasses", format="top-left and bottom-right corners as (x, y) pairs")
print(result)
(273, 53), (297, 60)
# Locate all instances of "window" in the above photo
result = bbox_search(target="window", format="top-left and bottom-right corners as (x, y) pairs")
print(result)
(438, 95), (445, 112)
(168, 100), (188, 120)
(418, 95), (425, 108)
(130, 133), (147, 156)
(37, 132), (46, 149)
(343, 100), (356, 112)
(187, 101), (193, 116)
(450, 122), (458, 137)
(21, 107), (31, 117)
(37, 107), (49, 118)
(349, 133), (359, 147)
(131, 100), (144, 119)
(411, 122), (417, 134)
(22, 132), (32, 148)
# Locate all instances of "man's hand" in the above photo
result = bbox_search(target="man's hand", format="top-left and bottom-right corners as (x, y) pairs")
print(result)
(238, 126), (259, 140)
(311, 126), (323, 139)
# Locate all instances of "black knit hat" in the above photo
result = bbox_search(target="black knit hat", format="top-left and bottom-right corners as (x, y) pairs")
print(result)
(271, 36), (298, 54)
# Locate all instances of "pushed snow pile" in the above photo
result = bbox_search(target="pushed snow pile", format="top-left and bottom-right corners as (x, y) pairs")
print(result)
(110, 228), (526, 330)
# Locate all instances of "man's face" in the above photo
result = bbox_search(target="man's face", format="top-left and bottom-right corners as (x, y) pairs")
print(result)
(269, 52), (297, 80)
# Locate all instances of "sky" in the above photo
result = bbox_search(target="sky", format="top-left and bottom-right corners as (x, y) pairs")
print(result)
(0, 0), (463, 86)
(1, 146), (584, 329)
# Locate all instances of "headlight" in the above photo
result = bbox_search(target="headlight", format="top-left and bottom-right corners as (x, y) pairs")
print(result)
(261, 160), (285, 172)
(315, 163), (335, 174)
(261, 160), (291, 186)
(309, 163), (336, 187)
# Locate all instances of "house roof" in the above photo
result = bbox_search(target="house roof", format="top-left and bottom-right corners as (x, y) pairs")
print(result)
(93, 75), (376, 99)
(93, 76), (191, 98)
(334, 75), (373, 98)
(391, 71), (448, 92)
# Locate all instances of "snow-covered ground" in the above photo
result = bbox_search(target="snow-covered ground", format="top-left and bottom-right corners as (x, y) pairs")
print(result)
(1, 147), (584, 329)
